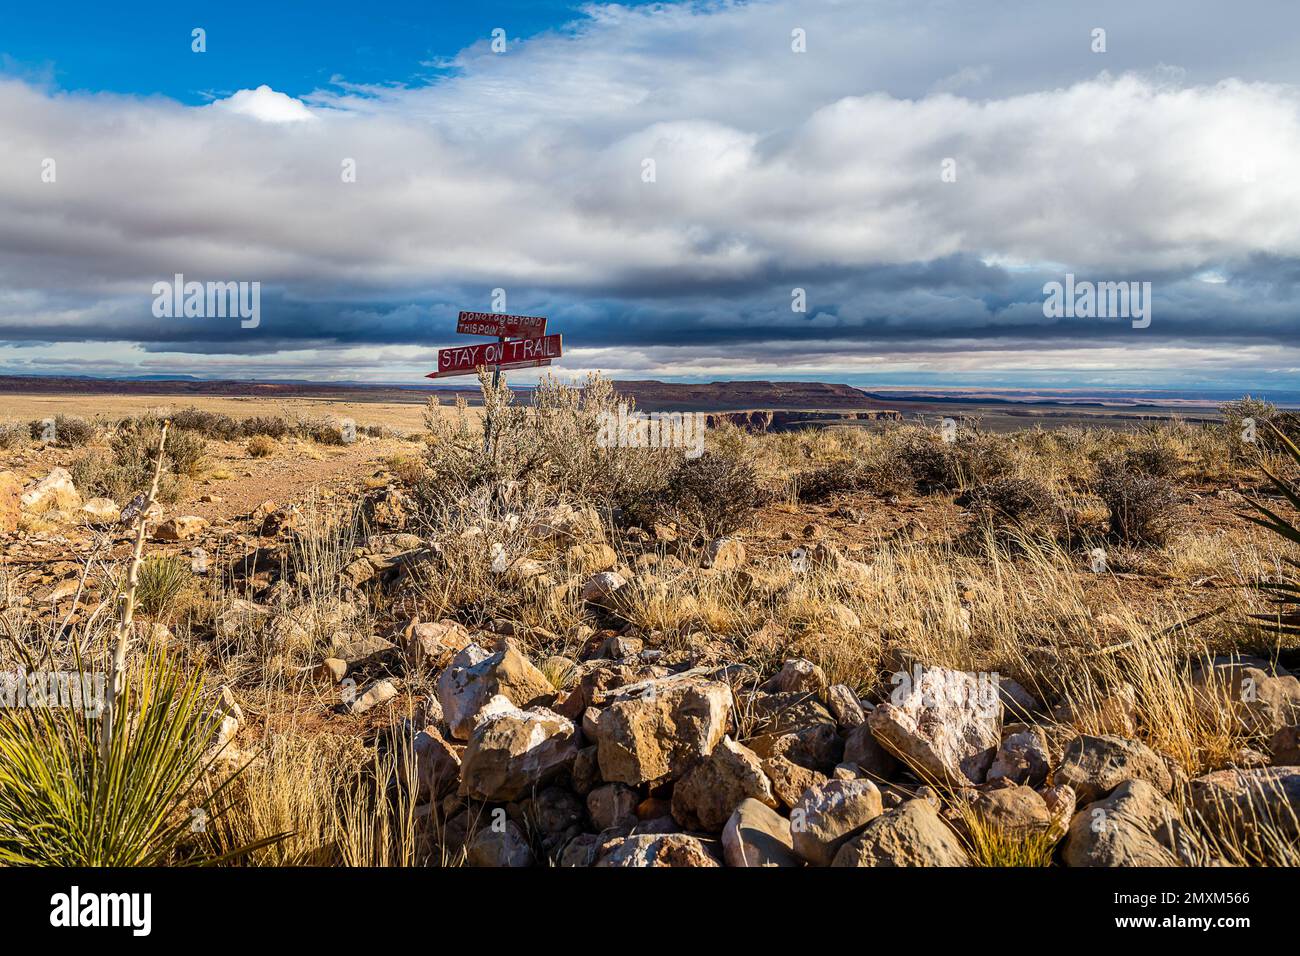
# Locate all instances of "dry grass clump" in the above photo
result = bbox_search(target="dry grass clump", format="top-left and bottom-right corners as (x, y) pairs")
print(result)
(246, 435), (278, 458)
(385, 454), (427, 486)
(959, 807), (1061, 867)
(135, 554), (196, 620)
(203, 731), (369, 866)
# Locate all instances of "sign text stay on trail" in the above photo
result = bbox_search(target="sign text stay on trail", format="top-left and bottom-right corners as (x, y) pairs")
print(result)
(426, 333), (563, 379)
(427, 309), (564, 451)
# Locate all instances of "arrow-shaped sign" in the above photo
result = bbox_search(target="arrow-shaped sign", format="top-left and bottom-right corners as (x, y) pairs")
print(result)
(426, 333), (563, 379)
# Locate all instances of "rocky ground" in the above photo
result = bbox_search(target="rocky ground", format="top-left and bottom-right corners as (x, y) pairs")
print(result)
(1, 396), (1298, 868)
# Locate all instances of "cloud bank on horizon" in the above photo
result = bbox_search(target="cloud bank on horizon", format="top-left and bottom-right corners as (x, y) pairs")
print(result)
(1, 0), (1299, 389)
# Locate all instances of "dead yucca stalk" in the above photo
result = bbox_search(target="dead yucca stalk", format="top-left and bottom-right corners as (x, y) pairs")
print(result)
(101, 419), (168, 763)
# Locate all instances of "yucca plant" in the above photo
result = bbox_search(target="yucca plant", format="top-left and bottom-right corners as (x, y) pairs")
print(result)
(134, 554), (192, 619)
(0, 644), (263, 866)
(0, 420), (275, 866)
(1240, 424), (1300, 636)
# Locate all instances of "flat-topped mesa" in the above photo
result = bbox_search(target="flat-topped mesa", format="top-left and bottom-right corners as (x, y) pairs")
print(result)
(704, 409), (902, 432)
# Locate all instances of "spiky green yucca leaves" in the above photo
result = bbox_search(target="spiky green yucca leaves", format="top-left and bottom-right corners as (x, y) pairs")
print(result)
(134, 554), (192, 619)
(0, 645), (249, 866)
(1241, 424), (1300, 636)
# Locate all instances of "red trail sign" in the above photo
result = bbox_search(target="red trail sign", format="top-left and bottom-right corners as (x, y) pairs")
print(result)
(427, 333), (563, 379)
(456, 311), (547, 338)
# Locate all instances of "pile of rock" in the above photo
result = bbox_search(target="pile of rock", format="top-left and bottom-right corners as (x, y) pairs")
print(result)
(387, 636), (1300, 866)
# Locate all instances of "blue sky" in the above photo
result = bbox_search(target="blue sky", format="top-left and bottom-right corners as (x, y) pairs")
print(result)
(1, 0), (1299, 391)
(1, 2), (619, 102)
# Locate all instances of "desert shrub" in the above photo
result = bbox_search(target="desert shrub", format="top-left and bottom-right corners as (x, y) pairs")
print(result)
(28, 414), (97, 447)
(797, 460), (865, 502)
(963, 476), (1066, 548)
(73, 417), (207, 504)
(69, 449), (115, 498)
(53, 414), (97, 447)
(882, 425), (1014, 493)
(170, 408), (240, 440)
(1220, 395), (1300, 456)
(422, 370), (678, 511)
(966, 476), (1057, 523)
(1120, 439), (1181, 479)
(797, 456), (910, 502)
(531, 372), (679, 507)
(890, 431), (958, 489)
(240, 415), (290, 439)
(960, 432), (1019, 484)
(654, 451), (762, 538)
(0, 422), (28, 450)
(1097, 456), (1177, 546)
(246, 435), (277, 458)
(114, 417), (206, 479)
(299, 418), (349, 445)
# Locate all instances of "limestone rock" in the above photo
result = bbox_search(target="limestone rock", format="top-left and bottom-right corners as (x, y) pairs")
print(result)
(842, 721), (899, 779)
(988, 727), (1051, 786)
(1192, 657), (1300, 737)
(1188, 766), (1300, 842)
(832, 798), (971, 867)
(722, 798), (800, 867)
(762, 754), (827, 809)
(1062, 779), (1188, 867)
(762, 658), (828, 694)
(154, 515), (208, 542)
(458, 699), (577, 802)
(466, 820), (534, 867)
(406, 618), (473, 669)
(1052, 734), (1173, 804)
(587, 783), (639, 830)
(595, 676), (733, 786)
(80, 498), (120, 525)
(1269, 725), (1300, 765)
(414, 724), (462, 800)
(671, 736), (776, 832)
(704, 536), (746, 571)
(790, 778), (884, 866)
(827, 684), (866, 730)
(580, 571), (628, 608)
(437, 641), (555, 740)
(868, 666), (1001, 786)
(20, 467), (81, 513)
(349, 679), (398, 715)
(964, 784), (1054, 833)
(595, 833), (722, 867)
